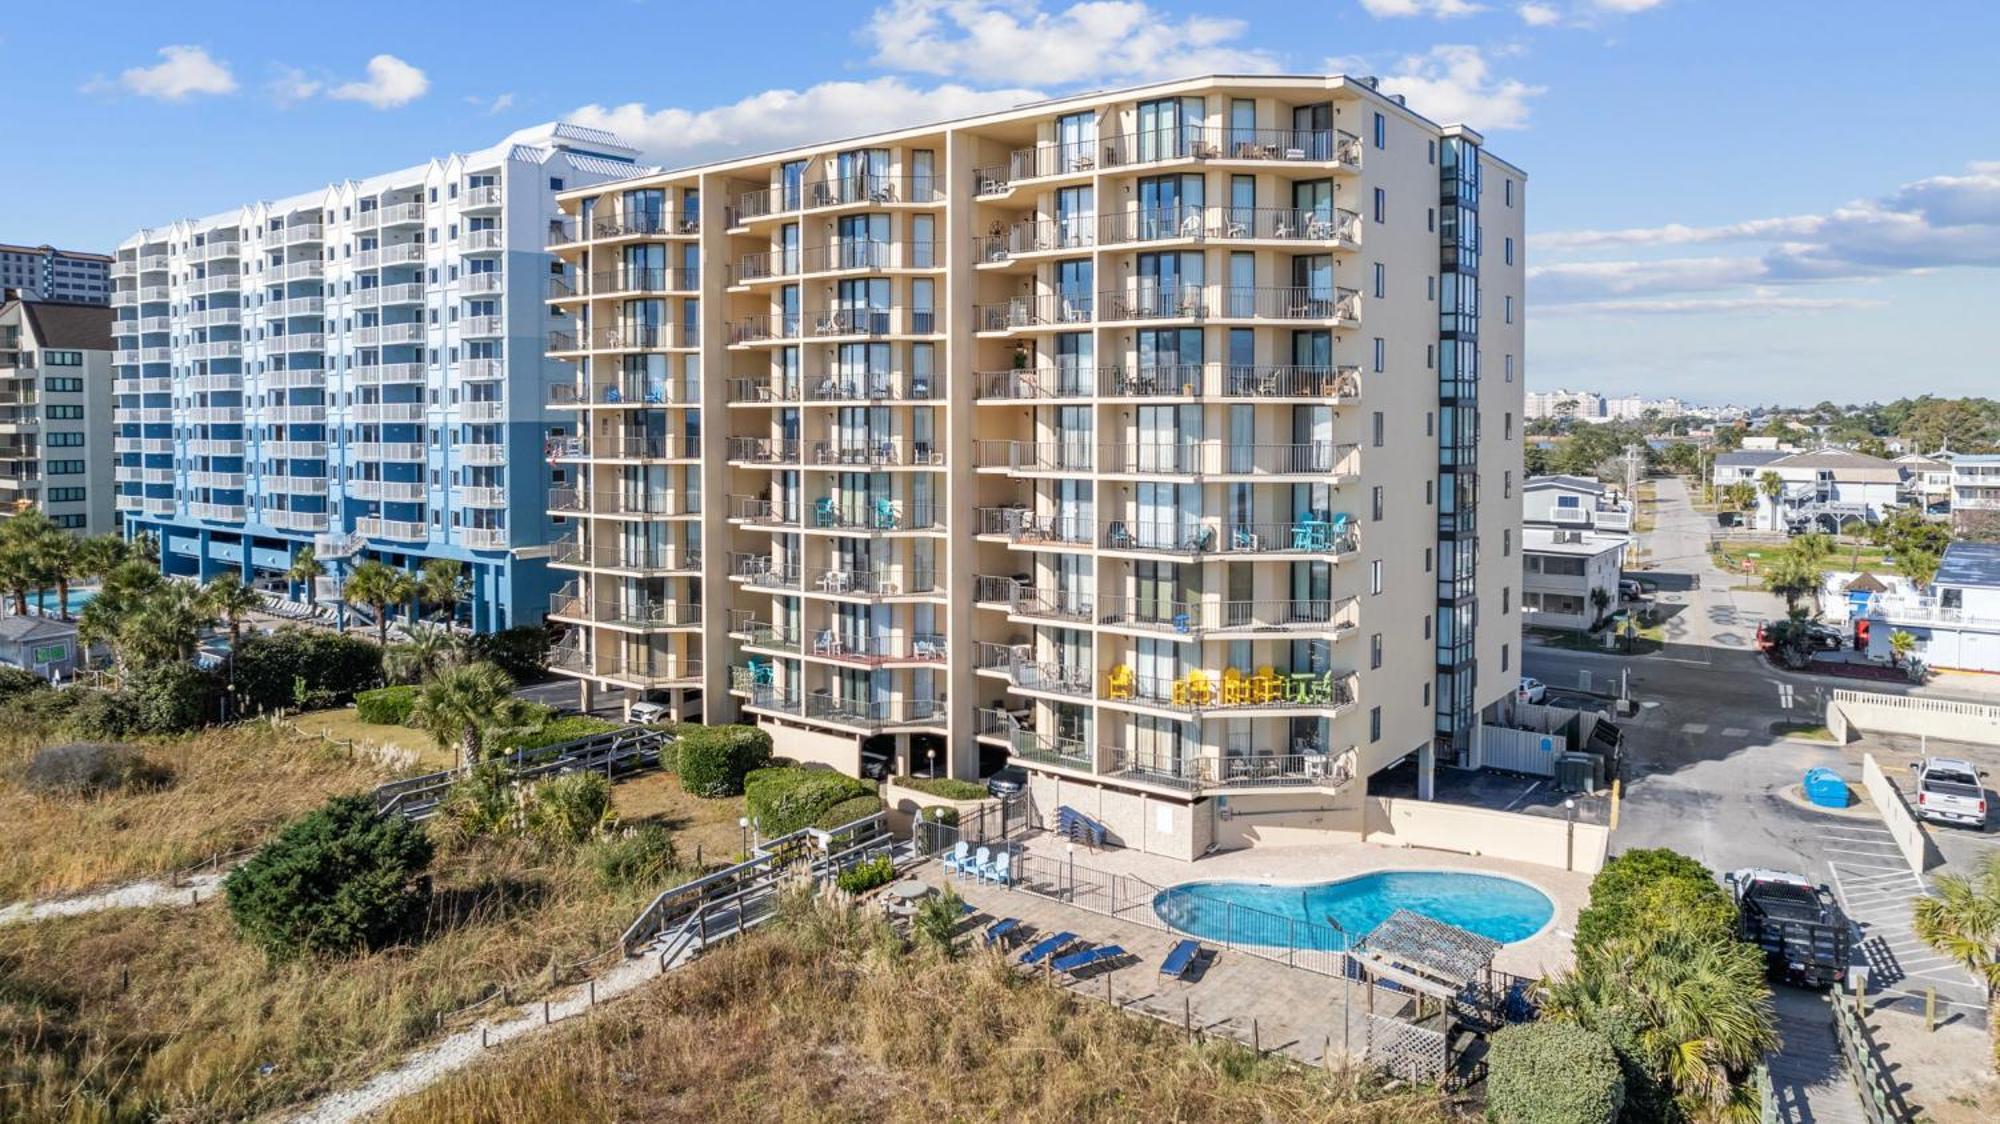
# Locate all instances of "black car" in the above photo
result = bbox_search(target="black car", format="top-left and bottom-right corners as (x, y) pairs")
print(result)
(1800, 621), (1844, 651)
(985, 766), (1028, 799)
(859, 748), (892, 781)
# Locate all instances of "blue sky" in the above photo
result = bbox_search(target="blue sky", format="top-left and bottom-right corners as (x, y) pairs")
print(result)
(5, 0), (1998, 404)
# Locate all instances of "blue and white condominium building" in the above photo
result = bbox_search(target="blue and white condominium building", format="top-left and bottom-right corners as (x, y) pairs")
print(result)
(111, 124), (643, 630)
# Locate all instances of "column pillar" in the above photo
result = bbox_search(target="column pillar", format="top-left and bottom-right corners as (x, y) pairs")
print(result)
(1417, 741), (1436, 801)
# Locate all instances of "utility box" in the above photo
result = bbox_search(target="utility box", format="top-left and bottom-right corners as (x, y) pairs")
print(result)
(1803, 767), (1850, 809)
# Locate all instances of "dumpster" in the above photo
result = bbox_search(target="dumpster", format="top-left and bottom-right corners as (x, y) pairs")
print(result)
(1803, 767), (1850, 809)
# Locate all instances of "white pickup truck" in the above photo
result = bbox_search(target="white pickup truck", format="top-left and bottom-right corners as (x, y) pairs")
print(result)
(1910, 757), (1989, 829)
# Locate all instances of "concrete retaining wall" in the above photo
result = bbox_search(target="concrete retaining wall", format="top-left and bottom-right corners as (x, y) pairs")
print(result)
(880, 779), (998, 838)
(1827, 688), (2000, 746)
(1363, 797), (1610, 874)
(1861, 752), (1940, 876)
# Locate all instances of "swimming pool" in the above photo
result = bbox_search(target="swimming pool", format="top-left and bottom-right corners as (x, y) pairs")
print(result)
(1153, 871), (1555, 950)
(30, 587), (97, 616)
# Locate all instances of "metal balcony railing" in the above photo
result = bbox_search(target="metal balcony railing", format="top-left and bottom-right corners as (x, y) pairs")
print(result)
(1095, 205), (1360, 247)
(1096, 595), (1360, 636)
(973, 439), (1093, 473)
(974, 506), (1095, 546)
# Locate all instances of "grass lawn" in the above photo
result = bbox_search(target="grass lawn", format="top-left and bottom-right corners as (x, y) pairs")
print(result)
(1529, 622), (1666, 656)
(1633, 480), (1659, 535)
(381, 901), (1451, 1124)
(609, 770), (750, 867)
(1711, 538), (1900, 579)
(0, 722), (395, 901)
(1772, 721), (1838, 743)
(297, 704), (457, 772)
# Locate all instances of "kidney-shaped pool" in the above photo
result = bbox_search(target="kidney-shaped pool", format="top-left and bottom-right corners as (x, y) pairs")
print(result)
(1153, 871), (1555, 950)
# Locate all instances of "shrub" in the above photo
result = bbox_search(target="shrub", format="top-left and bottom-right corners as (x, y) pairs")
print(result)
(0, 665), (49, 704)
(21, 741), (169, 797)
(745, 766), (874, 836)
(125, 662), (221, 734)
(522, 772), (613, 847)
(1486, 1022), (1624, 1124)
(585, 825), (680, 891)
(232, 628), (384, 713)
(3, 684), (83, 733)
(815, 794), (886, 830)
(224, 794), (433, 959)
(918, 805), (960, 828)
(490, 714), (619, 756)
(892, 775), (988, 801)
(430, 762), (515, 847)
(678, 724), (774, 798)
(355, 684), (418, 726)
(834, 854), (896, 895)
(1575, 847), (1735, 951)
(915, 886), (966, 958)
(63, 689), (139, 740)
(466, 625), (553, 683)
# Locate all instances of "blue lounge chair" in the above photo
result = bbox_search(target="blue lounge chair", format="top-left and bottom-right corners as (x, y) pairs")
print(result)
(1053, 944), (1126, 977)
(940, 841), (972, 874)
(984, 918), (1021, 947)
(1020, 931), (1076, 965)
(1159, 939), (1200, 980)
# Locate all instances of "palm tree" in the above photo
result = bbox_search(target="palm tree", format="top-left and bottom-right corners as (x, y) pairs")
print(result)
(30, 523), (78, 619)
(417, 558), (467, 623)
(1790, 533), (1835, 613)
(345, 559), (415, 647)
(1541, 926), (1778, 1119)
(408, 661), (539, 768)
(1888, 629), (1918, 667)
(74, 534), (130, 586)
(77, 559), (164, 661)
(121, 581), (217, 668)
(1758, 470), (1785, 531)
(1913, 852), (2000, 1072)
(385, 623), (466, 684)
(287, 546), (324, 613)
(1724, 480), (1758, 516)
(202, 572), (262, 653)
(1763, 550), (1823, 615)
(0, 507), (55, 616)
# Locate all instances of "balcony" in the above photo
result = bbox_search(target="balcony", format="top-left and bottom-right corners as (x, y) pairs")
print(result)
(185, 438), (245, 456)
(728, 495), (801, 528)
(345, 479), (428, 502)
(555, 646), (703, 689)
(354, 516), (429, 543)
(459, 315), (504, 338)
(973, 440), (1093, 474)
(350, 441), (425, 462)
(804, 565), (936, 598)
(276, 296), (326, 317)
(188, 502), (247, 523)
(266, 440), (329, 459)
(463, 185), (503, 209)
(550, 538), (701, 573)
(807, 438), (944, 469)
(804, 629), (947, 666)
(379, 201), (427, 224)
(1105, 668), (1357, 717)
(265, 509), (331, 532)
(461, 526), (510, 551)
(587, 208), (699, 241)
(974, 506), (1095, 547)
(1096, 206), (1361, 249)
(1106, 747), (1356, 794)
(1098, 441), (1361, 480)
(283, 261), (325, 282)
(350, 363), (426, 387)
(189, 341), (243, 361)
(188, 470), (247, 489)
(264, 475), (330, 496)
(803, 498), (937, 533)
(351, 323), (424, 347)
(462, 358), (505, 381)
(728, 436), (801, 466)
(454, 484), (506, 508)
(732, 617), (804, 655)
(187, 308), (242, 329)
(972, 577), (1093, 623)
(185, 373), (244, 393)
(1865, 593), (2000, 629)
(1096, 595), (1360, 638)
(461, 272), (505, 297)
(730, 553), (803, 590)
(279, 333), (327, 353)
(262, 405), (327, 424)
(351, 401), (426, 423)
(576, 266), (700, 296)
(282, 223), (325, 245)
(460, 229), (506, 252)
(1104, 518), (1361, 558)
(802, 691), (946, 732)
(977, 294), (1094, 332)
(458, 400), (507, 423)
(550, 488), (691, 518)
(727, 306), (935, 346)
(458, 442), (506, 466)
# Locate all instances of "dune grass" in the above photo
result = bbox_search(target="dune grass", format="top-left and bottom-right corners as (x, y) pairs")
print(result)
(382, 900), (1453, 1124)
(0, 837), (657, 1122)
(0, 722), (395, 901)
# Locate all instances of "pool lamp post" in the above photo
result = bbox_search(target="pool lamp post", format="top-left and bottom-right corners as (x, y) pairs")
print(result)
(738, 815), (751, 858)
(927, 746), (937, 778)
(1067, 840), (1075, 902)
(1563, 799), (1577, 871)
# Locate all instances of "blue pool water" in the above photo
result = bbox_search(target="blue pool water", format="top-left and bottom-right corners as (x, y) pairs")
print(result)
(1153, 871), (1555, 950)
(30, 587), (97, 616)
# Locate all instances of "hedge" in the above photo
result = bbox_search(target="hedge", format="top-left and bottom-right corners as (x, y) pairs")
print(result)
(745, 766), (874, 836)
(918, 806), (959, 828)
(834, 854), (895, 895)
(678, 724), (774, 797)
(892, 775), (988, 801)
(465, 624), (554, 683)
(490, 714), (619, 756)
(224, 794), (433, 959)
(356, 685), (417, 726)
(815, 794), (886, 831)
(1486, 1022), (1624, 1124)
(232, 628), (385, 713)
(1575, 847), (1736, 951)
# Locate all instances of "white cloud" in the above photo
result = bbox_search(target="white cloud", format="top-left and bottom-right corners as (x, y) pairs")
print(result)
(90, 45), (237, 101)
(328, 54), (429, 109)
(1361, 45), (1546, 129)
(572, 77), (1044, 165)
(466, 92), (515, 116)
(866, 0), (1279, 86)
(1517, 2), (1562, 25)
(1539, 293), (1886, 318)
(1359, 0), (1486, 17)
(1512, 0), (1666, 26)
(268, 65), (322, 106)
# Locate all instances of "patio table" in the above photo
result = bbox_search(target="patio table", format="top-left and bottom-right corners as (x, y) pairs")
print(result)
(885, 880), (934, 904)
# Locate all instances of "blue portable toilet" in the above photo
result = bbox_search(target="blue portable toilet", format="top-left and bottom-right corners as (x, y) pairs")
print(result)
(1804, 767), (1850, 809)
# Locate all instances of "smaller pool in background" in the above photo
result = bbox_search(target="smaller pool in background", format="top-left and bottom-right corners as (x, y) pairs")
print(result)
(29, 587), (97, 616)
(1154, 871), (1555, 951)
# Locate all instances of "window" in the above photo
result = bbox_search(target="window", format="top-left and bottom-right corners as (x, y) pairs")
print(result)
(1505, 354), (1514, 383)
(1372, 337), (1384, 372)
(1370, 706), (1382, 743)
(1501, 642), (1510, 672)
(1373, 262), (1385, 298)
(43, 350), (82, 366)
(1372, 485), (1384, 521)
(1426, 479), (1434, 504)
(1504, 470), (1513, 498)
(45, 404), (82, 420)
(1505, 295), (1514, 324)
(1373, 112), (1386, 149)
(1370, 633), (1383, 669)
(1504, 237), (1515, 266)
(1427, 207), (1435, 233)
(1426, 343), (1434, 369)
(1503, 529), (1512, 557)
(46, 432), (83, 447)
(53, 514), (85, 529)
(550, 177), (565, 191)
(45, 376), (81, 392)
(47, 486), (85, 502)
(1372, 411), (1384, 447)
(46, 460), (83, 475)
(1427, 139), (1436, 165)
(1425, 547), (1432, 573)
(1372, 188), (1385, 223)
(428, 188), (437, 203)
(1370, 559), (1384, 595)
(1502, 587), (1511, 615)
(1504, 412), (1513, 441)
(1423, 682), (1431, 706)
(1424, 614), (1432, 639)
(1505, 178), (1514, 206)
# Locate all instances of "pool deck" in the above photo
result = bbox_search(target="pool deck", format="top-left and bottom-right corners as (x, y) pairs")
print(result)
(908, 833), (1587, 1064)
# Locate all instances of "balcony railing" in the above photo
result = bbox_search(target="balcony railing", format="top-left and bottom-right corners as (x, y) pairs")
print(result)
(1106, 668), (1357, 714)
(727, 306), (936, 344)
(805, 566), (937, 597)
(1096, 595), (1360, 636)
(1106, 519), (1360, 557)
(587, 209), (700, 240)
(729, 436), (801, 465)
(807, 438), (944, 468)
(730, 552), (803, 590)
(805, 498), (938, 532)
(972, 578), (1093, 622)
(729, 495), (800, 527)
(973, 439), (1093, 473)
(1095, 205), (1360, 247)
(580, 267), (701, 295)
(995, 127), (1359, 183)
(802, 691), (946, 731)
(803, 629), (947, 665)
(732, 175), (944, 224)
(733, 241), (938, 283)
(973, 506), (1095, 546)
(1107, 747), (1355, 792)
(1099, 441), (1361, 478)
(976, 366), (1097, 401)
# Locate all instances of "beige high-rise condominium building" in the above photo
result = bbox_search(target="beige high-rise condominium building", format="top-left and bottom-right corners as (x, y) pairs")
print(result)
(547, 75), (1525, 856)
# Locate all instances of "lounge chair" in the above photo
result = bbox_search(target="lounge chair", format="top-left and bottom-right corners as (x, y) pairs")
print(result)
(1159, 939), (1201, 980)
(940, 841), (973, 874)
(980, 852), (1013, 887)
(956, 845), (990, 879)
(1020, 931), (1076, 965)
(984, 918), (1021, 947)
(1052, 944), (1125, 977)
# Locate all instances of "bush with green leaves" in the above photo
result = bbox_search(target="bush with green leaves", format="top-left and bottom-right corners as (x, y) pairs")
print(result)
(1486, 1021), (1624, 1124)
(430, 762), (516, 847)
(22, 741), (169, 798)
(834, 854), (896, 895)
(522, 771), (613, 846)
(3, 684), (83, 731)
(677, 724), (774, 797)
(0, 665), (48, 704)
(745, 766), (875, 836)
(223, 794), (433, 959)
(891, 775), (988, 800)
(815, 794), (886, 830)
(1574, 847), (1736, 951)
(584, 825), (680, 891)
(465, 624), (553, 683)
(490, 714), (618, 756)
(914, 885), (966, 958)
(125, 662), (220, 734)
(231, 628), (384, 713)
(63, 689), (138, 740)
(917, 805), (960, 828)
(355, 684), (417, 726)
